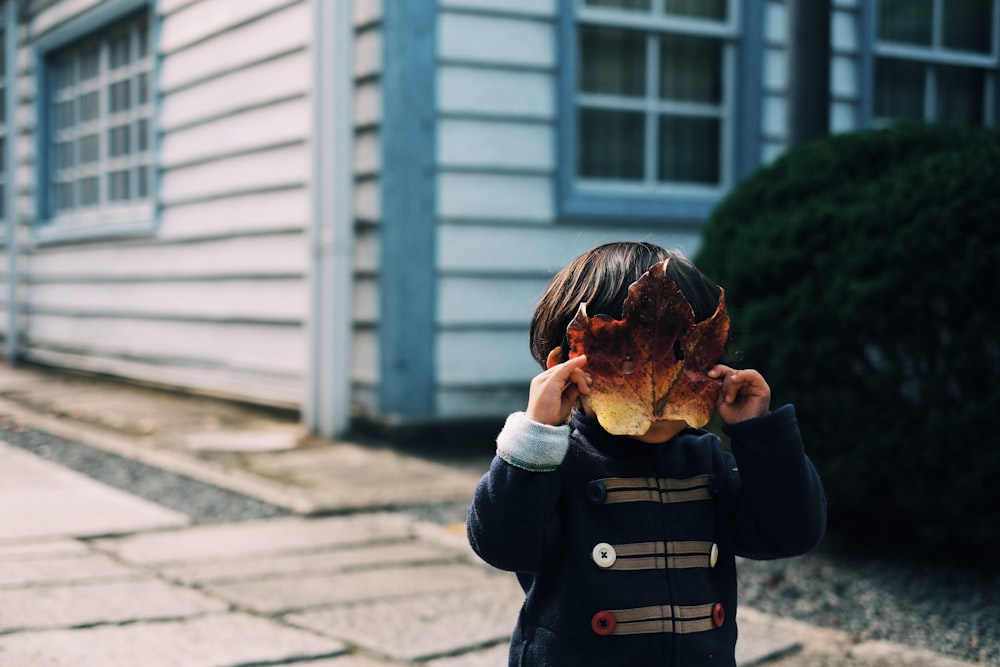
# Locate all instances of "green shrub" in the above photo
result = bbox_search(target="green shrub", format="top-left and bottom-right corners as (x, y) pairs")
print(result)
(696, 124), (1000, 569)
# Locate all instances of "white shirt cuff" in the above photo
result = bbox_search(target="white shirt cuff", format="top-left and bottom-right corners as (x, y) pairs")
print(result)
(495, 412), (571, 472)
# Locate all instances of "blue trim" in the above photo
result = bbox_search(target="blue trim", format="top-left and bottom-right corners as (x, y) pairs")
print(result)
(555, 0), (766, 224)
(5, 0), (21, 363)
(379, 1), (437, 419)
(857, 0), (876, 128)
(33, 0), (150, 50)
(31, 0), (159, 240)
(735, 0), (764, 180)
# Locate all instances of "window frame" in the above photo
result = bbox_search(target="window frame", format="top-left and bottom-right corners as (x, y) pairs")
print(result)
(32, 0), (159, 244)
(863, 0), (1000, 127)
(556, 0), (764, 224)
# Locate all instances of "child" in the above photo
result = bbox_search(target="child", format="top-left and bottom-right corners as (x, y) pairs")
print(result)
(467, 241), (826, 666)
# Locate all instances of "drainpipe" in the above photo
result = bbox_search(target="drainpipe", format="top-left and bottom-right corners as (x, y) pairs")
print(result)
(787, 0), (831, 145)
(307, 0), (355, 437)
(5, 0), (18, 365)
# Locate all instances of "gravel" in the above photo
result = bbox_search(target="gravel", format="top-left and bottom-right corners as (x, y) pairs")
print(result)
(1, 420), (289, 523)
(5, 419), (996, 664)
(737, 548), (999, 665)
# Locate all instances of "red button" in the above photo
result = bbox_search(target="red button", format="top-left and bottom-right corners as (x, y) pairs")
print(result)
(712, 602), (725, 628)
(591, 610), (616, 636)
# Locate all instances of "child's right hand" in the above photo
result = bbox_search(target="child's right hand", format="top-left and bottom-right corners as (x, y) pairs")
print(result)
(526, 355), (591, 426)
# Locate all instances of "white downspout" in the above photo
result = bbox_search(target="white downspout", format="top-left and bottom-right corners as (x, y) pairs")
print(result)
(307, 0), (355, 437)
(4, 0), (18, 365)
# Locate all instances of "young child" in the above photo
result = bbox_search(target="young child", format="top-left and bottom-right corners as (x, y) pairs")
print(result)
(467, 241), (826, 666)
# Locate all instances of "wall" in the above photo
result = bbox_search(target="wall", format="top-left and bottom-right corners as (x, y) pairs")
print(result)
(14, 0), (314, 407)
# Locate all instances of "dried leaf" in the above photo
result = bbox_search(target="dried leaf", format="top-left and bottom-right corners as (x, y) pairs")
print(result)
(566, 258), (729, 435)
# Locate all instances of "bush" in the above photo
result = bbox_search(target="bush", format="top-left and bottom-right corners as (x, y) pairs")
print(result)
(696, 124), (1000, 569)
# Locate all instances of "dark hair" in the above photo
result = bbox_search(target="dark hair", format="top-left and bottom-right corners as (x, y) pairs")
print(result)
(529, 241), (722, 368)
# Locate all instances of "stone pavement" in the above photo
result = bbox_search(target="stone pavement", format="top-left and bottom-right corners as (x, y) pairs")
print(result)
(0, 364), (982, 666)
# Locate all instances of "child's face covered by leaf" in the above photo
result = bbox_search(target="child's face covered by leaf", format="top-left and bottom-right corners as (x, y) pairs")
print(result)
(566, 259), (729, 436)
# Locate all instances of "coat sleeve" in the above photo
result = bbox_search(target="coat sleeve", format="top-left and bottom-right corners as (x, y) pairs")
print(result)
(720, 404), (827, 559)
(466, 412), (568, 574)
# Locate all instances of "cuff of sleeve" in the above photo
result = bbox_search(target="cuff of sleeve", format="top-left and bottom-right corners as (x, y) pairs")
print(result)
(495, 412), (571, 472)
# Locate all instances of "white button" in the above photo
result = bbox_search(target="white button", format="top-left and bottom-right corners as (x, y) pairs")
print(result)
(710, 543), (719, 568)
(592, 542), (616, 568)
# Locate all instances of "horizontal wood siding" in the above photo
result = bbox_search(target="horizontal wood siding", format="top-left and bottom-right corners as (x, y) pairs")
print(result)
(346, 0), (383, 419)
(433, 0), (705, 419)
(17, 0), (313, 408)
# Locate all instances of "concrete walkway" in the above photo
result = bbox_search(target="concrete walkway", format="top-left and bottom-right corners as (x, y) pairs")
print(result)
(0, 364), (980, 666)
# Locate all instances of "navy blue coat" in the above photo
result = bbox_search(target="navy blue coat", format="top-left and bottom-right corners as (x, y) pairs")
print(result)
(468, 405), (826, 666)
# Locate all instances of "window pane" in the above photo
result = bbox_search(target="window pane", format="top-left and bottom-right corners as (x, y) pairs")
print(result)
(658, 115), (719, 184)
(878, 0), (932, 45)
(80, 46), (100, 80)
(57, 182), (75, 210)
(109, 170), (130, 201)
(660, 35), (722, 103)
(875, 58), (925, 120)
(79, 176), (99, 206)
(585, 0), (651, 9)
(580, 26), (647, 96)
(665, 0), (727, 21)
(109, 33), (131, 69)
(937, 66), (985, 125)
(137, 72), (150, 105)
(943, 0), (993, 53)
(79, 134), (100, 164)
(57, 140), (75, 169)
(109, 80), (131, 113)
(53, 59), (76, 91)
(79, 91), (100, 122)
(578, 108), (645, 180)
(137, 24), (149, 57)
(136, 166), (149, 198)
(56, 100), (76, 129)
(109, 125), (131, 157)
(137, 119), (150, 152)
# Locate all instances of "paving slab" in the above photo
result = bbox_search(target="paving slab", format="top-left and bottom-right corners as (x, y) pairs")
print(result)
(205, 562), (504, 614)
(0, 612), (347, 667)
(93, 513), (416, 564)
(0, 538), (90, 559)
(736, 608), (807, 666)
(157, 540), (459, 585)
(0, 577), (228, 632)
(0, 546), (141, 587)
(238, 443), (482, 511)
(423, 643), (511, 667)
(288, 584), (523, 662)
(0, 442), (188, 542)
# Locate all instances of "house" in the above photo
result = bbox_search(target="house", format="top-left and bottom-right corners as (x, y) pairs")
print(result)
(1, 0), (996, 438)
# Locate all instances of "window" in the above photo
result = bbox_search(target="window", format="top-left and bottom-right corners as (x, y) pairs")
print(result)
(560, 0), (750, 222)
(39, 8), (154, 235)
(874, 0), (999, 126)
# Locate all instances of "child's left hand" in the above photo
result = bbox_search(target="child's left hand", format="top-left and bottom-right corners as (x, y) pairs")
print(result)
(707, 365), (771, 424)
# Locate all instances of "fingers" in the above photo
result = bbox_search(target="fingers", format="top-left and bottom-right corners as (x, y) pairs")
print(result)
(567, 355), (592, 395)
(707, 364), (733, 379)
(527, 355), (591, 425)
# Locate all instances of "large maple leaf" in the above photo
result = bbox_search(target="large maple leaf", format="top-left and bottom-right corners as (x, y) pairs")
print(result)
(566, 258), (729, 435)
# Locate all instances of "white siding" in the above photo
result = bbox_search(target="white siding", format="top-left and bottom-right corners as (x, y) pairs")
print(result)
(13, 0), (313, 407)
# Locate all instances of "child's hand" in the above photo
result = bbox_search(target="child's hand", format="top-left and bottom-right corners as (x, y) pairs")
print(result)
(708, 365), (771, 424)
(526, 355), (591, 426)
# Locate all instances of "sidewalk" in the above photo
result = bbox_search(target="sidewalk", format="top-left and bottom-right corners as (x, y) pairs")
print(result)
(0, 364), (980, 666)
